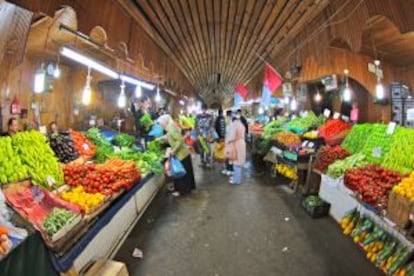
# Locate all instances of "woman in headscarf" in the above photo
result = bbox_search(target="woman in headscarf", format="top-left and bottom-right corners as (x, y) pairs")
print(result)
(157, 115), (196, 196)
(226, 113), (246, 185)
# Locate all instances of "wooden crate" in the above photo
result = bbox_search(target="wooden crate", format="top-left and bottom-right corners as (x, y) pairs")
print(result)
(386, 191), (414, 229)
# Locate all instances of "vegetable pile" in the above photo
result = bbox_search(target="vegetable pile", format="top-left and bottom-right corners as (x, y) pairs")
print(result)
(64, 158), (141, 195)
(327, 153), (368, 178)
(276, 164), (298, 180)
(392, 172), (414, 201)
(0, 137), (29, 184)
(12, 131), (64, 188)
(112, 133), (136, 148)
(341, 209), (413, 275)
(42, 208), (76, 237)
(263, 118), (288, 139)
(70, 130), (96, 158)
(361, 124), (393, 165)
(382, 127), (414, 174)
(0, 227), (11, 255)
(274, 131), (301, 147)
(314, 145), (350, 173)
(286, 111), (318, 133)
(345, 165), (401, 209)
(318, 119), (351, 144)
(48, 133), (79, 163)
(61, 186), (106, 213)
(341, 124), (373, 154)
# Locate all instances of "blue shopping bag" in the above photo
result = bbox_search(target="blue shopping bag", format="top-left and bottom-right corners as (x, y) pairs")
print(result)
(148, 123), (164, 137)
(170, 156), (187, 179)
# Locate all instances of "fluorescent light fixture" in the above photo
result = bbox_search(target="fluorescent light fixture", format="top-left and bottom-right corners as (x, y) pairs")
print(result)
(34, 68), (46, 93)
(61, 47), (119, 79)
(119, 74), (155, 90)
(118, 83), (127, 108)
(135, 85), (142, 98)
(376, 83), (385, 100)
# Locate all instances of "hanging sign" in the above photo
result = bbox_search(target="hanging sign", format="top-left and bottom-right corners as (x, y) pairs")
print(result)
(323, 108), (331, 118)
(333, 112), (341, 119)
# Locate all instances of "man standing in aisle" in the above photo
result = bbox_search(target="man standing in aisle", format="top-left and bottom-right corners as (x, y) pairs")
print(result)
(195, 103), (215, 167)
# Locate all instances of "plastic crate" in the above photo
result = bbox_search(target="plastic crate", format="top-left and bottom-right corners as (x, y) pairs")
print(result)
(301, 195), (331, 218)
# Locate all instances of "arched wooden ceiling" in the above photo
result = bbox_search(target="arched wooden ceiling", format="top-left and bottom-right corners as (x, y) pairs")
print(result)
(118, 0), (329, 103)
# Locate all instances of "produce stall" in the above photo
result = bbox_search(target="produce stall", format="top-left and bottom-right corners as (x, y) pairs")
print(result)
(0, 127), (166, 275)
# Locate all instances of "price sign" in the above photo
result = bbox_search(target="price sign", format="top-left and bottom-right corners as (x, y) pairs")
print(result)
(30, 186), (44, 202)
(46, 176), (56, 188)
(39, 126), (47, 134)
(386, 122), (397, 135)
(372, 147), (382, 157)
(83, 143), (90, 151)
(89, 120), (96, 127)
(333, 112), (341, 119)
(323, 108), (331, 118)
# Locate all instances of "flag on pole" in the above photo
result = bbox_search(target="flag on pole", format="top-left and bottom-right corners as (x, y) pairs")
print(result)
(234, 93), (243, 107)
(234, 83), (248, 99)
(261, 63), (282, 106)
(264, 63), (282, 92)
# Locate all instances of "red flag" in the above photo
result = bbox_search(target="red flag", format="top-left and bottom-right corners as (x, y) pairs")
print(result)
(264, 63), (282, 92)
(234, 83), (248, 99)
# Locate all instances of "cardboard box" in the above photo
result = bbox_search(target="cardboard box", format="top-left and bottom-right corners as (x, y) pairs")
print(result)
(84, 259), (128, 276)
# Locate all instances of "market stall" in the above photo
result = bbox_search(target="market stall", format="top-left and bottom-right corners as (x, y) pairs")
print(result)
(0, 126), (166, 275)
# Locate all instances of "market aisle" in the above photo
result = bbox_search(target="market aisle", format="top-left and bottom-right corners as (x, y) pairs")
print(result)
(115, 158), (379, 276)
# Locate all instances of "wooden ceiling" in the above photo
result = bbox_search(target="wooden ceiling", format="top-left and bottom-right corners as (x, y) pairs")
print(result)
(361, 15), (414, 67)
(118, 0), (329, 102)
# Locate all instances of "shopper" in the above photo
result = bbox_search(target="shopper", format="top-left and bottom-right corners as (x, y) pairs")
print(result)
(195, 103), (215, 167)
(227, 113), (246, 185)
(48, 121), (59, 135)
(157, 114), (196, 197)
(222, 110), (234, 176)
(237, 109), (249, 137)
(215, 108), (226, 140)
(4, 118), (20, 136)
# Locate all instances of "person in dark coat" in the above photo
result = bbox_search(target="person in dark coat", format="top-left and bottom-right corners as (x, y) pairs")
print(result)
(214, 108), (226, 140)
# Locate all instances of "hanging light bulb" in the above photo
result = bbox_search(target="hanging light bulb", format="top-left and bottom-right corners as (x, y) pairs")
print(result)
(34, 64), (46, 93)
(118, 81), (127, 108)
(258, 106), (264, 115)
(54, 65), (61, 79)
(343, 69), (351, 102)
(135, 85), (142, 98)
(82, 67), (92, 105)
(314, 92), (322, 102)
(376, 81), (385, 100)
(179, 99), (185, 106)
(155, 86), (161, 102)
(290, 98), (298, 111)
